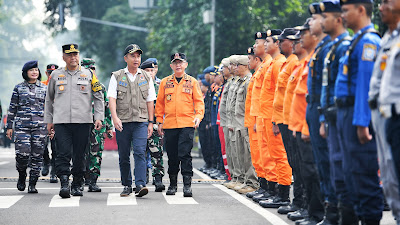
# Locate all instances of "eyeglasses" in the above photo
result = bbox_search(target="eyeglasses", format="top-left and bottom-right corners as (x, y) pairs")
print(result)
(172, 61), (184, 65)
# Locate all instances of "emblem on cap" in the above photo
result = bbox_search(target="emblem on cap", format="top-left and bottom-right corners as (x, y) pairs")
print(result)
(257, 32), (262, 38)
(174, 53), (180, 59)
(51, 65), (55, 69)
(309, 5), (316, 14)
(320, 2), (326, 12)
(248, 48), (252, 54)
(70, 45), (75, 51)
(267, 30), (272, 37)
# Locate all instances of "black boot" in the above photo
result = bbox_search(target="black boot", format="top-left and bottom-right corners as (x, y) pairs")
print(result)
(338, 202), (358, 225)
(361, 219), (380, 225)
(183, 175), (192, 197)
(154, 175), (165, 192)
(253, 181), (277, 203)
(259, 184), (290, 208)
(49, 167), (58, 183)
(71, 176), (83, 196)
(278, 203), (301, 214)
(17, 171), (27, 191)
(88, 174), (101, 192)
(317, 202), (338, 225)
(166, 175), (178, 195)
(246, 178), (266, 198)
(59, 175), (70, 198)
(42, 163), (50, 176)
(28, 176), (38, 193)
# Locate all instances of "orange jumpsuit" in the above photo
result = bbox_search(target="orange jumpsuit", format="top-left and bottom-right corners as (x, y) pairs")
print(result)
(259, 54), (292, 186)
(288, 53), (313, 135)
(249, 55), (277, 181)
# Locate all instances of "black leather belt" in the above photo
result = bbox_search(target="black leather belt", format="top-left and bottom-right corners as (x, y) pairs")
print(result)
(306, 94), (321, 103)
(335, 97), (355, 108)
(368, 98), (378, 110)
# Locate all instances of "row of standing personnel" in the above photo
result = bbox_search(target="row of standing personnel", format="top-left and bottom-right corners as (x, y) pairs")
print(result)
(200, 0), (400, 224)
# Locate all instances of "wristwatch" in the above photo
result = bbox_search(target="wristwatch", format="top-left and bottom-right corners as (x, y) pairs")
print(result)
(272, 121), (276, 126)
(148, 120), (154, 124)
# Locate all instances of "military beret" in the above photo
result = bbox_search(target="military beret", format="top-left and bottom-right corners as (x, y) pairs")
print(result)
(140, 60), (155, 70)
(254, 32), (267, 40)
(278, 28), (298, 40)
(237, 55), (249, 66)
(203, 66), (217, 74)
(320, 0), (342, 12)
(201, 79), (211, 87)
(46, 64), (59, 71)
(145, 58), (158, 65)
(124, 44), (143, 56)
(294, 18), (312, 31)
(22, 60), (39, 72)
(247, 47), (255, 55)
(340, 0), (373, 5)
(198, 74), (205, 79)
(171, 52), (187, 63)
(266, 29), (283, 41)
(62, 44), (79, 54)
(221, 58), (230, 67)
(308, 2), (322, 15)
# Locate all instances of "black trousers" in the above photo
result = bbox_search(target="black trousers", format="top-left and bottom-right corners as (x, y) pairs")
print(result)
(296, 132), (324, 221)
(164, 127), (195, 177)
(54, 123), (91, 177)
(198, 122), (212, 167)
(43, 136), (57, 168)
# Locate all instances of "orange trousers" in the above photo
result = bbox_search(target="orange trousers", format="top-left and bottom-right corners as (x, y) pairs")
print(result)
(256, 117), (277, 182)
(248, 125), (263, 178)
(263, 118), (292, 185)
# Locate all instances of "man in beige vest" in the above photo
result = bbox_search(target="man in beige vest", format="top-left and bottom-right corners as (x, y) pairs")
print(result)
(107, 44), (156, 197)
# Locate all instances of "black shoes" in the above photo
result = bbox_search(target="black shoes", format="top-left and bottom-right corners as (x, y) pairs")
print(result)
(17, 171), (27, 191)
(59, 175), (71, 198)
(49, 167), (58, 183)
(71, 176), (83, 196)
(259, 185), (290, 208)
(154, 175), (165, 192)
(42, 163), (50, 176)
(246, 188), (266, 199)
(27, 176), (38, 193)
(166, 175), (178, 195)
(88, 174), (101, 192)
(135, 185), (149, 197)
(288, 208), (308, 221)
(183, 176), (192, 197)
(120, 186), (132, 197)
(278, 203), (300, 214)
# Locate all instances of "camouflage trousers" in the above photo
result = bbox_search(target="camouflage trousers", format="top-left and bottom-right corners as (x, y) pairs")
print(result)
(147, 125), (164, 177)
(14, 126), (47, 177)
(88, 129), (104, 177)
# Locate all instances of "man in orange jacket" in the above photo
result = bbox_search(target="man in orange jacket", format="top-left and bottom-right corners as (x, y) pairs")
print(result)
(155, 52), (204, 197)
(258, 29), (292, 209)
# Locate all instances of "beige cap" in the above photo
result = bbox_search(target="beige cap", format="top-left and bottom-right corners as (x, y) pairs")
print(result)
(221, 58), (230, 67)
(228, 55), (239, 65)
(237, 55), (249, 66)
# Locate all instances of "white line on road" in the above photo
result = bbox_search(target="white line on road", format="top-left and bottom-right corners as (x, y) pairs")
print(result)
(107, 193), (137, 206)
(162, 192), (198, 205)
(49, 195), (80, 207)
(0, 161), (10, 166)
(193, 168), (212, 180)
(0, 195), (23, 208)
(213, 184), (290, 225)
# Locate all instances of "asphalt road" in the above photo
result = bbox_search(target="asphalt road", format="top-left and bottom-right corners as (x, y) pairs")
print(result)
(0, 145), (396, 225)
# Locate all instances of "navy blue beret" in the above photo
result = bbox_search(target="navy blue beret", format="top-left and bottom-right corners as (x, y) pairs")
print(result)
(198, 74), (205, 79)
(140, 60), (155, 70)
(340, 0), (373, 5)
(309, 2), (322, 15)
(145, 58), (158, 65)
(203, 66), (216, 74)
(201, 79), (210, 87)
(22, 60), (38, 72)
(321, 0), (342, 12)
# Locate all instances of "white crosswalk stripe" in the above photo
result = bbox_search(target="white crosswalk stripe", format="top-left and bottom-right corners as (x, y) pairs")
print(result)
(0, 195), (24, 208)
(162, 192), (198, 205)
(49, 195), (80, 207)
(107, 193), (137, 206)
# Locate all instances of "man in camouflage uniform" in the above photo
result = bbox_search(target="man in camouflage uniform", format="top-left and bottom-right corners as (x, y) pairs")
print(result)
(81, 58), (113, 192)
(140, 59), (165, 192)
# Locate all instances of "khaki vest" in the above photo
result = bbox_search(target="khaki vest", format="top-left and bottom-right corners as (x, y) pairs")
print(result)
(113, 69), (150, 123)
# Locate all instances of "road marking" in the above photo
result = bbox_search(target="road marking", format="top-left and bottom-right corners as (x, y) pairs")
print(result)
(49, 195), (80, 207)
(213, 184), (290, 225)
(107, 193), (137, 206)
(0, 195), (23, 208)
(162, 192), (198, 205)
(0, 162), (10, 166)
(193, 168), (212, 180)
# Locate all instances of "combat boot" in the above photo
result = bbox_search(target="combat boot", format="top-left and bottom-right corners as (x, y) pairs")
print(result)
(338, 201), (358, 225)
(317, 202), (338, 225)
(59, 175), (70, 198)
(259, 184), (290, 208)
(88, 174), (101, 192)
(183, 175), (192, 197)
(247, 178), (267, 198)
(49, 167), (58, 183)
(71, 176), (83, 196)
(41, 162), (50, 176)
(154, 174), (165, 192)
(166, 174), (178, 195)
(27, 176), (38, 193)
(253, 181), (277, 203)
(17, 171), (27, 191)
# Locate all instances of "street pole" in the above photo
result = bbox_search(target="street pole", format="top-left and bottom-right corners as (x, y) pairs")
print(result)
(210, 0), (215, 66)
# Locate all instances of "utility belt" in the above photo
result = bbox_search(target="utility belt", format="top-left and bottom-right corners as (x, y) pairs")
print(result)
(335, 96), (355, 108)
(306, 94), (321, 104)
(380, 103), (400, 119)
(318, 105), (337, 122)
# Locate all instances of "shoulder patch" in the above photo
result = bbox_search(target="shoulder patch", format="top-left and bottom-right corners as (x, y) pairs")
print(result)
(361, 44), (377, 62)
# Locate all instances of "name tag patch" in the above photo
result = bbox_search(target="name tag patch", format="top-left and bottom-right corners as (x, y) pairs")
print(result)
(118, 81), (128, 87)
(165, 82), (174, 89)
(138, 81), (148, 86)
